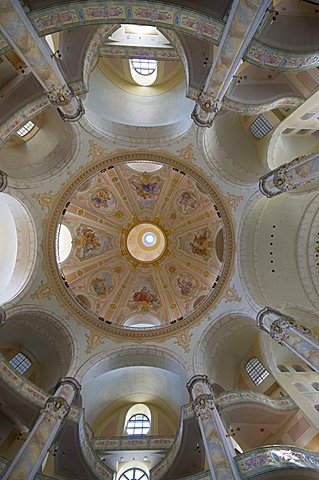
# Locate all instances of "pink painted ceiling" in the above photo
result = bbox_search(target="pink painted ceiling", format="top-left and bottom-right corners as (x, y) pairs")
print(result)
(58, 163), (224, 327)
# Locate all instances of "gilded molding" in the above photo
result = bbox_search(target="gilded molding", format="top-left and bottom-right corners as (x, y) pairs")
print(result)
(30, 280), (54, 301)
(173, 329), (193, 353)
(225, 193), (243, 210)
(43, 146), (235, 339)
(178, 143), (195, 164)
(32, 191), (57, 210)
(221, 285), (241, 303)
(85, 329), (105, 354)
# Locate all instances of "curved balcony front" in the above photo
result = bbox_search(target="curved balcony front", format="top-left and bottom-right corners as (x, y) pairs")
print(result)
(236, 445), (319, 479)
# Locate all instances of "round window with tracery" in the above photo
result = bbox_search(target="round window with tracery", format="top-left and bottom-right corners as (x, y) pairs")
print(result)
(119, 468), (149, 480)
(126, 414), (150, 435)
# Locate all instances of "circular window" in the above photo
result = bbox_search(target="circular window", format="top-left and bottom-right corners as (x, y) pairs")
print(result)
(126, 223), (166, 262)
(119, 468), (149, 480)
(126, 414), (150, 435)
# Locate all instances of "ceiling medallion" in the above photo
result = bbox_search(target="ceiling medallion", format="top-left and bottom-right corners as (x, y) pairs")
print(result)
(46, 147), (234, 338)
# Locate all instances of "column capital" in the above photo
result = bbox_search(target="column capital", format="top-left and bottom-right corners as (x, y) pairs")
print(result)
(56, 377), (81, 398)
(193, 393), (215, 420)
(42, 396), (70, 422)
(186, 374), (211, 395)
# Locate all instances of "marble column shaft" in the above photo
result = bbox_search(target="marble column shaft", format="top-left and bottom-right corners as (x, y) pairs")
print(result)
(2, 377), (81, 480)
(187, 375), (240, 480)
(259, 152), (319, 197)
(0, 0), (84, 121)
(192, 0), (271, 126)
(257, 308), (319, 372)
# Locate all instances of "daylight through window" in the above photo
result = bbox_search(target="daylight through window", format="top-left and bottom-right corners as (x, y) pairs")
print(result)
(9, 352), (32, 375)
(131, 59), (157, 76)
(119, 468), (149, 480)
(126, 414), (150, 435)
(16, 121), (35, 138)
(245, 357), (269, 385)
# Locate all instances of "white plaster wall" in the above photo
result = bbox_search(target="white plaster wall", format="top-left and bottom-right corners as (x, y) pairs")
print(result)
(0, 109), (77, 187)
(0, 193), (36, 305)
(204, 112), (265, 184)
(81, 366), (188, 425)
(240, 192), (318, 309)
(84, 67), (193, 132)
(0, 202), (17, 296)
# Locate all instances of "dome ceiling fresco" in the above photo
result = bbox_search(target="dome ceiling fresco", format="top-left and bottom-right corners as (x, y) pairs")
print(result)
(57, 161), (226, 328)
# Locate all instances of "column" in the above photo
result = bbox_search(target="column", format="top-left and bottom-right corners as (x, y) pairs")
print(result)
(191, 0), (271, 127)
(0, 306), (6, 326)
(257, 307), (319, 372)
(2, 377), (81, 480)
(0, 0), (84, 122)
(259, 152), (319, 197)
(0, 170), (7, 192)
(187, 375), (240, 480)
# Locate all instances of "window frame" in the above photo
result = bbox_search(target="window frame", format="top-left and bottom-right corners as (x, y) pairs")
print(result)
(245, 357), (269, 386)
(119, 468), (149, 480)
(9, 351), (32, 375)
(131, 58), (157, 76)
(126, 413), (151, 436)
(16, 120), (36, 138)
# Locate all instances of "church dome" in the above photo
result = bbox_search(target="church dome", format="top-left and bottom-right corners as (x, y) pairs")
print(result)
(52, 149), (234, 336)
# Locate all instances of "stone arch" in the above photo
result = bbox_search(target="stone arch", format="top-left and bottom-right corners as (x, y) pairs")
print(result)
(193, 312), (259, 390)
(2, 305), (79, 390)
(239, 190), (319, 310)
(76, 345), (191, 425)
(0, 109), (80, 188)
(0, 192), (37, 305)
(76, 344), (192, 383)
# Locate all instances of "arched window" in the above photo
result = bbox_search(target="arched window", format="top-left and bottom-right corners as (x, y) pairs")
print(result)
(119, 468), (149, 480)
(131, 59), (156, 76)
(126, 414), (150, 435)
(292, 364), (306, 372)
(312, 382), (319, 391)
(124, 404), (151, 435)
(245, 357), (269, 385)
(294, 382), (308, 392)
(277, 364), (290, 372)
(129, 59), (157, 86)
(9, 351), (32, 375)
(57, 223), (72, 263)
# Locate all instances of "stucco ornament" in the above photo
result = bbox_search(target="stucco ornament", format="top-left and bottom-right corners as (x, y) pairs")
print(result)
(270, 317), (312, 345)
(193, 394), (215, 420)
(43, 396), (70, 422)
(46, 146), (234, 338)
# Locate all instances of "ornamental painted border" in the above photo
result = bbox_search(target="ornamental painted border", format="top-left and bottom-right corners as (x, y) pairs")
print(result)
(44, 148), (235, 339)
(25, 2), (319, 72)
(244, 39), (319, 72)
(216, 390), (297, 411)
(28, 1), (223, 45)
